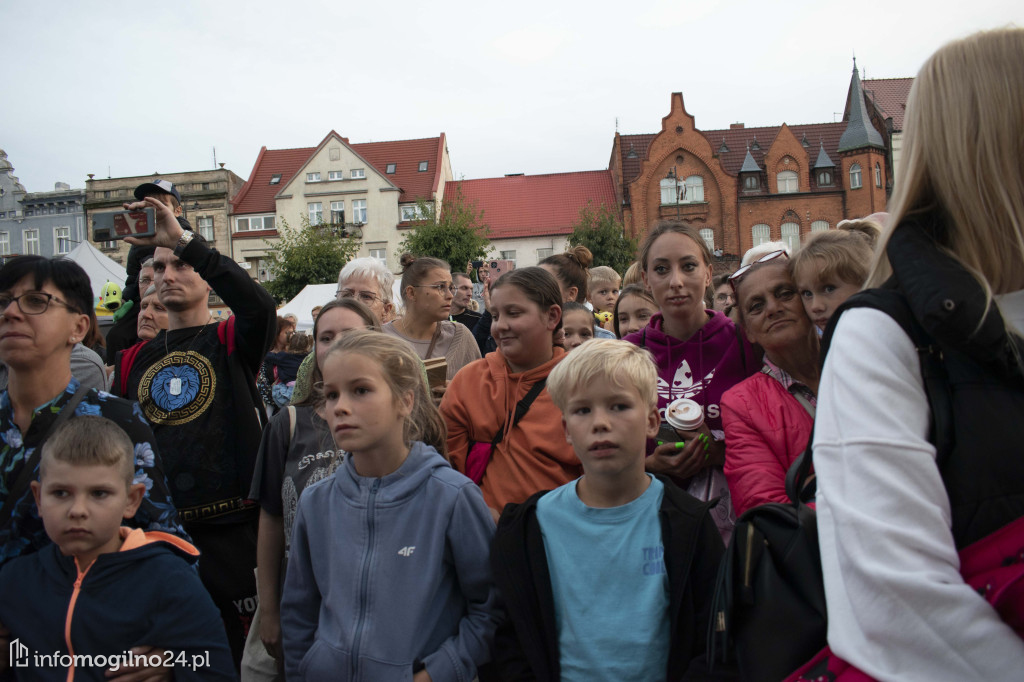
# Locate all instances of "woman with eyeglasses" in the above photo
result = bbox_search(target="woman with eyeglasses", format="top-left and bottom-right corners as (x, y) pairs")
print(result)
(336, 256), (396, 323)
(719, 250), (819, 517)
(383, 254), (481, 388)
(624, 220), (760, 542)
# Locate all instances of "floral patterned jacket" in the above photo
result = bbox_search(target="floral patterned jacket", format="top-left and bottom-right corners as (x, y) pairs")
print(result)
(0, 378), (186, 567)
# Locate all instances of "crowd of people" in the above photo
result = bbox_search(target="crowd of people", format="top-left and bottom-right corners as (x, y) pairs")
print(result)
(0, 27), (1022, 682)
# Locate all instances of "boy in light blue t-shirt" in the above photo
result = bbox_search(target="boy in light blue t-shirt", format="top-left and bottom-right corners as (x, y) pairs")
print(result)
(490, 339), (724, 682)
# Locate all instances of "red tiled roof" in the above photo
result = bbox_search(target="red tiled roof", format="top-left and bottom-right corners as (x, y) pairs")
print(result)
(231, 134), (445, 215)
(864, 77), (913, 131)
(445, 171), (617, 240)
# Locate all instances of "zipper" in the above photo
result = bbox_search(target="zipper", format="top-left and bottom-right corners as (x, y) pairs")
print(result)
(742, 523), (755, 589)
(350, 478), (380, 681)
(64, 559), (93, 682)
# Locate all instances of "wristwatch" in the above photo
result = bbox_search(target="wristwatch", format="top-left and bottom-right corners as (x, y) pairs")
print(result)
(173, 230), (194, 257)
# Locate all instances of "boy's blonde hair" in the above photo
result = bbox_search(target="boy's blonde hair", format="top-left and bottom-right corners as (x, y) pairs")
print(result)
(40, 416), (135, 486)
(548, 339), (658, 412)
(790, 229), (874, 289)
(588, 266), (621, 289)
(622, 261), (642, 287)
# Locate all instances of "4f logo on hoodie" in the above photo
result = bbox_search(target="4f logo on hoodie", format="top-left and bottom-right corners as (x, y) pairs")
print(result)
(658, 360), (716, 403)
(397, 546), (415, 557)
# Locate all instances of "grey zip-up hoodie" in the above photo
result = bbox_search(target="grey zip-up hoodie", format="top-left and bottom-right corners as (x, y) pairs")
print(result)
(281, 441), (500, 681)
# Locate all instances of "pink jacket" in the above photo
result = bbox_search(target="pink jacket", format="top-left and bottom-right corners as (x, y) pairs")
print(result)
(721, 372), (814, 517)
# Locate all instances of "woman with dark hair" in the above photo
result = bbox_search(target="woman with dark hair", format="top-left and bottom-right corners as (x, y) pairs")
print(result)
(0, 255), (184, 568)
(442, 267), (580, 520)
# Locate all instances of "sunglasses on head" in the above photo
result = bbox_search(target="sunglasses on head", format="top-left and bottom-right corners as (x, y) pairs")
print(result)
(728, 250), (789, 292)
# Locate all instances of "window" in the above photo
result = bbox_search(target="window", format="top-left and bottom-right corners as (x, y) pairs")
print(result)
(0, 212), (4, 218)
(269, 174), (282, 185)
(235, 215), (276, 232)
(198, 216), (215, 241)
(536, 247), (553, 260)
(817, 170), (833, 186)
(875, 163), (882, 188)
(744, 175), (759, 191)
(660, 177), (680, 205)
(352, 199), (367, 224)
(850, 164), (862, 189)
(351, 168), (365, 179)
(54, 226), (70, 255)
(57, 207), (66, 214)
(306, 172), (321, 182)
(781, 222), (800, 251)
(328, 170), (345, 181)
(25, 210), (34, 216)
(811, 220), (830, 233)
(777, 170), (798, 193)
(201, 182), (210, 191)
(331, 201), (345, 225)
(385, 164), (396, 174)
(100, 240), (118, 251)
(103, 191), (110, 198)
(683, 175), (704, 203)
(699, 228), (714, 253)
(370, 248), (387, 265)
(0, 232), (9, 255)
(418, 161), (428, 172)
(23, 229), (40, 255)
(308, 202), (323, 225)
(751, 224), (770, 247)
(500, 250), (516, 266)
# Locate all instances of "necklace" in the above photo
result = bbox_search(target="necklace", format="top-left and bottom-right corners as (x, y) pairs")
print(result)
(163, 316), (213, 396)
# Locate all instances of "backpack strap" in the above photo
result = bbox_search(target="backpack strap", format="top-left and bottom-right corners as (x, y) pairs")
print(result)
(216, 316), (237, 355)
(118, 340), (150, 396)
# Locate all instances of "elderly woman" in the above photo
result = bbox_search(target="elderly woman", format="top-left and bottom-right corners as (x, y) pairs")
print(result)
(0, 256), (184, 568)
(136, 284), (169, 341)
(336, 256), (396, 322)
(720, 251), (818, 517)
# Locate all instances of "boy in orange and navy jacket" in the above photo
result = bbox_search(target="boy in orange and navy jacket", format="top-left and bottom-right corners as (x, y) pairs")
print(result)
(0, 417), (234, 681)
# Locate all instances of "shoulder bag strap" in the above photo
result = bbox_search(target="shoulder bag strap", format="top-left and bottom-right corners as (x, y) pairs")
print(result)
(491, 377), (549, 448)
(424, 322), (443, 360)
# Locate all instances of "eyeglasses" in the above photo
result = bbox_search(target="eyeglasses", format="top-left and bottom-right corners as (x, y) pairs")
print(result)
(728, 250), (789, 292)
(0, 291), (77, 316)
(338, 289), (381, 305)
(413, 283), (457, 295)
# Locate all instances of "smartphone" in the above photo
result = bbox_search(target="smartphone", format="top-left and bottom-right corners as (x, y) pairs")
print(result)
(485, 259), (515, 280)
(92, 207), (156, 242)
(470, 260), (484, 270)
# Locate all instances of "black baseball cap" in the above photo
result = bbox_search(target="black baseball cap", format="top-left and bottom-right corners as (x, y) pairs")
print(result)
(133, 179), (182, 204)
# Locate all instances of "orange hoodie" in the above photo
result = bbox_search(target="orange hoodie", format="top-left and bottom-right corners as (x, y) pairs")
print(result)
(441, 347), (581, 512)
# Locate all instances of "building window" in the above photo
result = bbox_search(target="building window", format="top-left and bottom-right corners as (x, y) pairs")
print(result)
(781, 222), (800, 251)
(328, 170), (345, 181)
(54, 226), (70, 254)
(201, 182), (210, 191)
(370, 248), (387, 265)
(699, 228), (714, 253)
(25, 210), (34, 217)
(331, 201), (345, 224)
(777, 170), (798, 193)
(850, 163), (862, 189)
(308, 202), (323, 225)
(751, 224), (770, 247)
(811, 220), (830, 232)
(385, 164), (396, 174)
(23, 229), (40, 255)
(0, 232), (9, 255)
(235, 215), (276, 232)
(683, 176), (704, 203)
(198, 216), (215, 241)
(102, 191), (111, 198)
(500, 250), (516, 266)
(270, 174), (282, 185)
(352, 199), (367, 224)
(306, 172), (321, 183)
(57, 207), (66, 214)
(744, 175), (759, 191)
(817, 170), (833, 186)
(0, 212), (4, 218)
(100, 240), (117, 251)
(875, 163), (882, 188)
(351, 168), (365, 179)
(418, 161), (428, 172)
(536, 247), (553, 260)
(660, 177), (680, 205)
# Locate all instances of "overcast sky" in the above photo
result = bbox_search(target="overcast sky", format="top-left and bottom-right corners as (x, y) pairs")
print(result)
(2, 0), (1020, 193)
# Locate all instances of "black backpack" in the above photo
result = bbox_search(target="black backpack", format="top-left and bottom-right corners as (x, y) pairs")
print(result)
(706, 283), (953, 682)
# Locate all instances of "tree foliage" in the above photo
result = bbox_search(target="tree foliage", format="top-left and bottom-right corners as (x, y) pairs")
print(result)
(263, 216), (361, 303)
(398, 184), (490, 272)
(567, 202), (637, 275)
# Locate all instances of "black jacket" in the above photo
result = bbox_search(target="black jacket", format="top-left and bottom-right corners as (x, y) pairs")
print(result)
(490, 476), (725, 682)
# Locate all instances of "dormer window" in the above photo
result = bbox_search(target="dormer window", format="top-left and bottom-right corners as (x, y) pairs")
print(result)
(744, 175), (759, 190)
(418, 161), (428, 172)
(777, 170), (798, 193)
(269, 175), (281, 185)
(817, 170), (833, 187)
(386, 164), (396, 174)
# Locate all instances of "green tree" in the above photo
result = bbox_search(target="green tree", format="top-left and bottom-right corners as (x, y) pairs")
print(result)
(567, 202), (637, 275)
(263, 216), (361, 303)
(398, 184), (490, 272)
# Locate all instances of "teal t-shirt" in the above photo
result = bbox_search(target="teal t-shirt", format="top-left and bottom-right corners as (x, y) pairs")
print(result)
(536, 475), (670, 681)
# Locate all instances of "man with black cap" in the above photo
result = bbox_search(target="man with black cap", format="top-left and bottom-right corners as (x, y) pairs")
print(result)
(104, 179), (191, 365)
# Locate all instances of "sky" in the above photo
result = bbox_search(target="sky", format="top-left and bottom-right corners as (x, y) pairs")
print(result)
(2, 0), (1021, 193)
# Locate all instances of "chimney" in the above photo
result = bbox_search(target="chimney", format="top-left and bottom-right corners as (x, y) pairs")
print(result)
(54, 182), (71, 191)
(730, 123), (745, 129)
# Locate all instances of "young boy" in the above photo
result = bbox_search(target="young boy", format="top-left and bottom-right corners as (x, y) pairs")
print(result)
(587, 266), (621, 330)
(491, 339), (724, 681)
(0, 417), (235, 681)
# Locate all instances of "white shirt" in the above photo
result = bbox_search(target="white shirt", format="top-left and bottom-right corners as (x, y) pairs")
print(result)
(814, 293), (1024, 680)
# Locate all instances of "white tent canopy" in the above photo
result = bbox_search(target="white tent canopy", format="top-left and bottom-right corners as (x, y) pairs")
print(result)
(275, 283), (337, 330)
(64, 241), (128, 304)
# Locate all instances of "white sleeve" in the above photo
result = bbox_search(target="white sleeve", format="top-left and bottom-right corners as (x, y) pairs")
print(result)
(814, 307), (1024, 681)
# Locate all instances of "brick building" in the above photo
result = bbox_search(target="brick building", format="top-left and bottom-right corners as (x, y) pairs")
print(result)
(609, 65), (895, 262)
